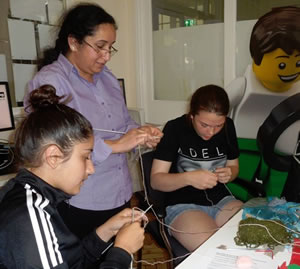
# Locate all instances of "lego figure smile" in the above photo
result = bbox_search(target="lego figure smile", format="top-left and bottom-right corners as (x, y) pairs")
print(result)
(253, 48), (300, 92)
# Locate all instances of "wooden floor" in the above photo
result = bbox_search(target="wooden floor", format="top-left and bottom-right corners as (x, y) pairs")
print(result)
(131, 193), (170, 269)
(133, 232), (170, 269)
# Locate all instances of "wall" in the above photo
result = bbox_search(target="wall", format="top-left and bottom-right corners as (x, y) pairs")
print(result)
(67, 0), (138, 108)
(0, 0), (15, 105)
(0, 0), (138, 108)
(0, 0), (139, 141)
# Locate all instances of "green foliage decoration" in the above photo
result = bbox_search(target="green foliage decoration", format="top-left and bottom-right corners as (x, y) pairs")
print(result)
(234, 217), (293, 249)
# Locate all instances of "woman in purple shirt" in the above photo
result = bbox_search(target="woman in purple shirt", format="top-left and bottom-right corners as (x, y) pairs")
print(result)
(25, 3), (162, 239)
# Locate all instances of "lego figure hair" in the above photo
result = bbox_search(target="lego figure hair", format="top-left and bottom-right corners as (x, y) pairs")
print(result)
(250, 6), (300, 66)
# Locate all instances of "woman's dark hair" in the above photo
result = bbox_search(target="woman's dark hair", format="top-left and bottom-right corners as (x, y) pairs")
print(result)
(40, 3), (117, 69)
(15, 85), (93, 168)
(187, 84), (229, 124)
(250, 6), (300, 66)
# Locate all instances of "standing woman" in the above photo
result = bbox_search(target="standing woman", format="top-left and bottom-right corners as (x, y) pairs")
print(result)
(151, 85), (243, 251)
(25, 3), (162, 239)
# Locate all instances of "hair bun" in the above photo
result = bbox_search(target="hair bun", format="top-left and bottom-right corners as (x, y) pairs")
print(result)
(29, 85), (63, 111)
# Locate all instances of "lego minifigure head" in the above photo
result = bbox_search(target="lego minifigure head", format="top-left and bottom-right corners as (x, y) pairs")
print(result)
(250, 6), (300, 92)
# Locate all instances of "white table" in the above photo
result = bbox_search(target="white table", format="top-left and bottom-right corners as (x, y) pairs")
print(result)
(176, 210), (293, 268)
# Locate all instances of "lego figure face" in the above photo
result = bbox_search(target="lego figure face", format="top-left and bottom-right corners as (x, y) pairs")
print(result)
(253, 48), (300, 92)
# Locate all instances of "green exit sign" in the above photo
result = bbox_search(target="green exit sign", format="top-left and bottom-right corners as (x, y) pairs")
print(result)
(184, 19), (195, 27)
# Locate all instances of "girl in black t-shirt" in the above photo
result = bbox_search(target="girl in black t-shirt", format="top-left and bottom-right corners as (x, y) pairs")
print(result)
(151, 85), (243, 252)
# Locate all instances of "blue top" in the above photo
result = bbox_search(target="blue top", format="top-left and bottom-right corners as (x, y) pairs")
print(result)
(25, 54), (139, 210)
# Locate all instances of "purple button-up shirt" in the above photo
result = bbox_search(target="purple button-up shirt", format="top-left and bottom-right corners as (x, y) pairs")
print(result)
(25, 54), (139, 210)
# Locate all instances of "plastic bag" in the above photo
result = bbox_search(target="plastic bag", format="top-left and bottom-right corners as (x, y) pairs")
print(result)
(242, 197), (300, 237)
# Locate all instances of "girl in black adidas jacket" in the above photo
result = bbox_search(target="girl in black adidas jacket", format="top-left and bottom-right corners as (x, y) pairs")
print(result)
(0, 85), (145, 269)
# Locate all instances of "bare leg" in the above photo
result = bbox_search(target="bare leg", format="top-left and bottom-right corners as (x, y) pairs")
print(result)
(215, 200), (243, 227)
(170, 210), (218, 252)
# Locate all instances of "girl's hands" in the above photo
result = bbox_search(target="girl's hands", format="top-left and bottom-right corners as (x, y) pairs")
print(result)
(214, 167), (232, 183)
(96, 208), (146, 242)
(187, 170), (218, 190)
(114, 222), (145, 255)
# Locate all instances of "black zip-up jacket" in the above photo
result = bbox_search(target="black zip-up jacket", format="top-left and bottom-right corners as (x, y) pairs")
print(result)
(0, 169), (131, 269)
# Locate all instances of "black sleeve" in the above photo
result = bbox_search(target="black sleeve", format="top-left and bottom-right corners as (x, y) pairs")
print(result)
(81, 230), (113, 264)
(99, 247), (131, 269)
(225, 118), (240, 160)
(154, 118), (180, 162)
(0, 262), (8, 269)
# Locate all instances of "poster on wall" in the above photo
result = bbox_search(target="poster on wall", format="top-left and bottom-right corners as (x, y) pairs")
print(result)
(8, 19), (37, 60)
(0, 55), (8, 82)
(118, 78), (126, 105)
(37, 24), (58, 53)
(48, 0), (64, 25)
(12, 64), (37, 106)
(0, 82), (14, 131)
(9, 0), (64, 24)
(9, 0), (46, 22)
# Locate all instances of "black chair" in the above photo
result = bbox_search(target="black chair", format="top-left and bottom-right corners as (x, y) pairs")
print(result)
(229, 148), (269, 201)
(230, 92), (300, 201)
(257, 92), (300, 201)
(137, 150), (189, 269)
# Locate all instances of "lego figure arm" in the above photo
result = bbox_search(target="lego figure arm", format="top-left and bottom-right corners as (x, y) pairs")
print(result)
(225, 76), (246, 118)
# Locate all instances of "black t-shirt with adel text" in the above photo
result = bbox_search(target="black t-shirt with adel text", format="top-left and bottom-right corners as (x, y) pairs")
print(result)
(154, 115), (239, 206)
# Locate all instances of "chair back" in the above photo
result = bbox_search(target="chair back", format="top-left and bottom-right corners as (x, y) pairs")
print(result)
(140, 150), (165, 216)
(257, 92), (300, 171)
(230, 93), (300, 201)
(139, 150), (189, 268)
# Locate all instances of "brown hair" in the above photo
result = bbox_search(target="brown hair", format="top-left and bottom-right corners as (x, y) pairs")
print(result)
(250, 6), (300, 65)
(15, 85), (93, 168)
(187, 84), (229, 124)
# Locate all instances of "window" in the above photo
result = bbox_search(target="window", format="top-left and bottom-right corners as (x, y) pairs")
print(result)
(237, 0), (300, 21)
(153, 0), (224, 31)
(151, 0), (224, 102)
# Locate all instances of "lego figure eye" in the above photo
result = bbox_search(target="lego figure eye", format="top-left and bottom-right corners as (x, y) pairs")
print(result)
(278, 62), (286, 69)
(296, 60), (300, 68)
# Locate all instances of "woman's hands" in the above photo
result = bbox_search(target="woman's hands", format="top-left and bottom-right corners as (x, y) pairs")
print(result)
(96, 208), (146, 254)
(137, 125), (163, 148)
(114, 222), (145, 255)
(106, 125), (163, 153)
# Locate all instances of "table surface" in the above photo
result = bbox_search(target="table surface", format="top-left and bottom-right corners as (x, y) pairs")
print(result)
(176, 210), (292, 268)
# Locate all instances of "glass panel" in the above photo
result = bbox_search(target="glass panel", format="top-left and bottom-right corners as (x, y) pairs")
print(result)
(237, 0), (300, 21)
(152, 0), (224, 101)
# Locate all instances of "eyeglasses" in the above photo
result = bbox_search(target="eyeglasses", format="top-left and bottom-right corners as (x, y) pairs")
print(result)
(82, 40), (118, 57)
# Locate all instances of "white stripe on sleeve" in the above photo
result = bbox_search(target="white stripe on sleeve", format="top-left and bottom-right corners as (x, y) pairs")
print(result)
(25, 184), (64, 268)
(25, 184), (50, 269)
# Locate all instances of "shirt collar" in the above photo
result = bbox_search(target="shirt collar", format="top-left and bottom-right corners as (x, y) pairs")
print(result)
(15, 169), (71, 206)
(57, 54), (75, 77)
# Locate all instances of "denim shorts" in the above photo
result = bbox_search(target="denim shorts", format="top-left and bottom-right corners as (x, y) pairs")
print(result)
(165, 196), (237, 230)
